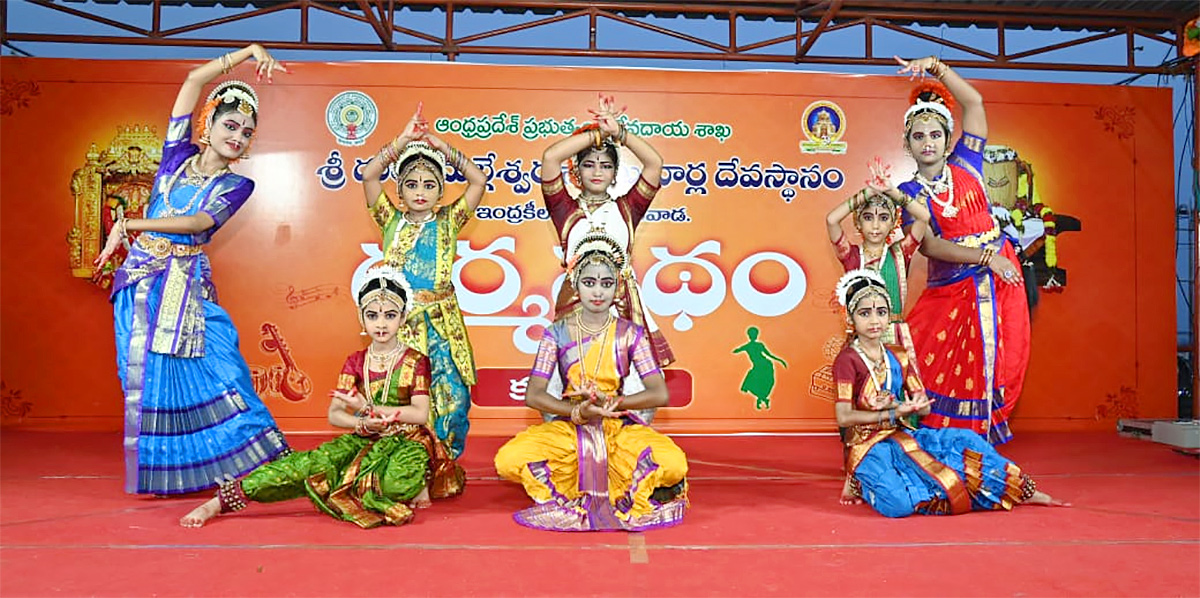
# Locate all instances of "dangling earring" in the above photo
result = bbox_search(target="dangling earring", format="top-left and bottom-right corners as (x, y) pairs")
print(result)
(200, 132), (211, 146)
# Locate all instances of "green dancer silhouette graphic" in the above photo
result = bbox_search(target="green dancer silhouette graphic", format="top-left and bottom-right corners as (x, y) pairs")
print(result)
(732, 326), (788, 410)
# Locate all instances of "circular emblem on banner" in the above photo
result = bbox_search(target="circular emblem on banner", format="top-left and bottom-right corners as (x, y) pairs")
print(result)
(799, 100), (848, 155)
(325, 91), (378, 147)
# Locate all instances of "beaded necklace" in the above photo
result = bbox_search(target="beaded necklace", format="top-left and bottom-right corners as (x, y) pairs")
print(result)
(573, 312), (614, 396)
(161, 154), (229, 217)
(851, 337), (891, 398)
(362, 343), (402, 415)
(915, 164), (958, 219)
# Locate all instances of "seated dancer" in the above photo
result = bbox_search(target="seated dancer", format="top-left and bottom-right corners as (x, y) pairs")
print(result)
(540, 94), (672, 371)
(360, 105), (487, 459)
(891, 55), (1030, 444)
(494, 233), (688, 531)
(833, 269), (1065, 517)
(180, 268), (465, 528)
(94, 44), (291, 495)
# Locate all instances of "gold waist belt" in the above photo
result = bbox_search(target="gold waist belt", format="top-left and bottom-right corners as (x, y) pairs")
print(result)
(411, 287), (456, 305)
(137, 236), (204, 258)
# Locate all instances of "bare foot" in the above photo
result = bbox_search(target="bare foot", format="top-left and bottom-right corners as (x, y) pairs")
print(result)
(839, 476), (863, 506)
(179, 497), (221, 528)
(1025, 490), (1070, 508)
(410, 486), (432, 509)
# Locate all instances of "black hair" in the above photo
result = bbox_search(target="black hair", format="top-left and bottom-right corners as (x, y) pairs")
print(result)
(574, 144), (619, 173)
(843, 277), (888, 310)
(357, 277), (408, 309)
(396, 150), (444, 180)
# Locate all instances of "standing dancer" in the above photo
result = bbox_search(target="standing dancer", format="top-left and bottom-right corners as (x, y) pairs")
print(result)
(359, 105), (487, 459)
(540, 94), (673, 369)
(892, 55), (1029, 444)
(494, 233), (688, 531)
(832, 270), (1065, 516)
(826, 157), (931, 362)
(95, 44), (290, 495)
(180, 267), (464, 528)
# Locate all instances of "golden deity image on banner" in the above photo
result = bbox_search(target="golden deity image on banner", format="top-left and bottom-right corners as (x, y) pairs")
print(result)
(982, 144), (1081, 298)
(67, 124), (162, 287)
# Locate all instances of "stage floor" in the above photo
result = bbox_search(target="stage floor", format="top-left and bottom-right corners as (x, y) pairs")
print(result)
(1, 430), (1197, 597)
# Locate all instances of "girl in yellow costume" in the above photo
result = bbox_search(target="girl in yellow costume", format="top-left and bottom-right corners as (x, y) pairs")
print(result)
(360, 104), (488, 459)
(495, 233), (688, 531)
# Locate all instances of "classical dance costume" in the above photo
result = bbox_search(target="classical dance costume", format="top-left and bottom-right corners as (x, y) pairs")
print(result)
(111, 113), (288, 495)
(494, 318), (688, 531)
(217, 348), (464, 528)
(832, 229), (922, 369)
(900, 133), (1031, 444)
(542, 173), (674, 367)
(370, 192), (476, 458)
(835, 343), (1038, 517)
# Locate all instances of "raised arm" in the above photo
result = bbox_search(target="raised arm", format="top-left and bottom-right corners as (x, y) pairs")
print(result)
(895, 55), (986, 140)
(595, 95), (663, 184)
(171, 44), (284, 119)
(542, 130), (597, 182)
(424, 132), (487, 211)
(361, 106), (427, 208)
(827, 189), (862, 243)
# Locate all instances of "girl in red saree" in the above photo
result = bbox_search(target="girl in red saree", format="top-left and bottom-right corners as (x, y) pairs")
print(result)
(893, 55), (1029, 445)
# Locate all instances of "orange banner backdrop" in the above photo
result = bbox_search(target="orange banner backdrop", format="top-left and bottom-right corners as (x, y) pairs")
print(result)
(0, 58), (1176, 437)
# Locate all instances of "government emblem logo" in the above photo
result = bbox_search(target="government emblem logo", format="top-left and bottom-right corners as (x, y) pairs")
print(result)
(325, 91), (378, 147)
(799, 100), (847, 155)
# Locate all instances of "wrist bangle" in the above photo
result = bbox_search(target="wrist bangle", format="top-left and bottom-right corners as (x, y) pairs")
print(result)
(889, 408), (897, 426)
(220, 53), (233, 74)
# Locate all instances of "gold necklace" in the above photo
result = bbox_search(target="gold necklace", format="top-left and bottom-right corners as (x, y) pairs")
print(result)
(362, 344), (402, 413)
(577, 313), (612, 335)
(403, 210), (435, 225)
(852, 338), (890, 393)
(862, 244), (885, 266)
(573, 313), (613, 394)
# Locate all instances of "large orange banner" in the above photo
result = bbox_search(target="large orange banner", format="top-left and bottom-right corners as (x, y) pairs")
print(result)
(0, 58), (1176, 436)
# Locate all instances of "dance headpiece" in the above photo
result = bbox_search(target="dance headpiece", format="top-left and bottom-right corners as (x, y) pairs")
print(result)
(567, 231), (628, 287)
(904, 81), (956, 135)
(197, 81), (259, 157)
(856, 192), (898, 215)
(836, 269), (892, 314)
(207, 80), (259, 120)
(390, 141), (446, 195)
(355, 266), (413, 319)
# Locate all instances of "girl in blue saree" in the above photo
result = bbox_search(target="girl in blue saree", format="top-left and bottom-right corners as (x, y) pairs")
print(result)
(95, 45), (290, 495)
(833, 270), (1066, 516)
(359, 106), (488, 459)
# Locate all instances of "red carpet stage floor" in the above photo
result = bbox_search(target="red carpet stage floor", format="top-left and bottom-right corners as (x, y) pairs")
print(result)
(1, 431), (1197, 597)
